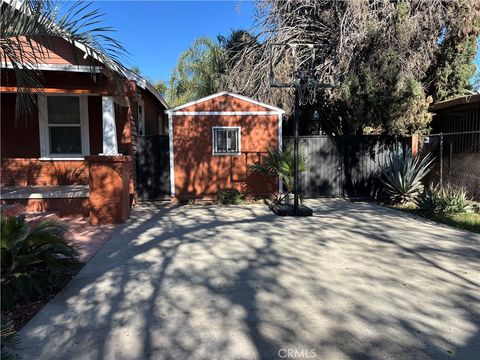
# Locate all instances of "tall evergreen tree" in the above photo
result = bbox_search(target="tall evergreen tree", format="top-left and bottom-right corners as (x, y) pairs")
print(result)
(224, 0), (480, 136)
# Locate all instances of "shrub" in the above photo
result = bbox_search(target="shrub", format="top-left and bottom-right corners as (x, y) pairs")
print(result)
(380, 146), (434, 204)
(415, 184), (472, 214)
(217, 188), (243, 205)
(1, 216), (80, 310)
(415, 184), (445, 214)
(439, 186), (472, 214)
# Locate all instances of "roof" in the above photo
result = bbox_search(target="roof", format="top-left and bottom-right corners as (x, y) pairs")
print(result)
(430, 93), (480, 111)
(2, 0), (168, 109)
(123, 69), (169, 108)
(166, 92), (285, 114)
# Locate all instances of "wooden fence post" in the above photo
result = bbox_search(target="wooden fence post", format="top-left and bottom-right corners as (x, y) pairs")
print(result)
(411, 134), (419, 157)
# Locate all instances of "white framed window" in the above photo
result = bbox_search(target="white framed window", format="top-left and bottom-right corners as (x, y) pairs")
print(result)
(38, 95), (89, 159)
(212, 126), (241, 155)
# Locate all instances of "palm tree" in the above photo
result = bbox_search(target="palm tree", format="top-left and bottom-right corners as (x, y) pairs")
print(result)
(250, 144), (308, 203)
(166, 36), (226, 106)
(0, 0), (128, 125)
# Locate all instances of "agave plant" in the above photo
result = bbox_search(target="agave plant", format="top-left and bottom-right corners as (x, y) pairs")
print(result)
(250, 143), (308, 201)
(1, 0), (128, 125)
(1, 215), (80, 310)
(380, 146), (434, 204)
(414, 184), (445, 213)
(415, 184), (472, 214)
(442, 187), (471, 214)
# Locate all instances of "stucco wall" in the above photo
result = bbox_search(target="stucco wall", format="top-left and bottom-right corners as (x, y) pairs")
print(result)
(1, 159), (89, 186)
(1, 94), (132, 186)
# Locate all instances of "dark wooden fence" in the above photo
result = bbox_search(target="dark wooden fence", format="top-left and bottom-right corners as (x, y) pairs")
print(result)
(134, 134), (408, 201)
(285, 135), (408, 198)
(135, 135), (170, 200)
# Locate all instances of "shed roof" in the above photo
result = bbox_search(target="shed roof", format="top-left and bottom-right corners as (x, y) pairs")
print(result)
(166, 92), (285, 114)
(430, 93), (480, 111)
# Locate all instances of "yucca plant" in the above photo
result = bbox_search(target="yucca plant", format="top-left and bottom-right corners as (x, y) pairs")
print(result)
(380, 146), (434, 204)
(1, 215), (80, 310)
(250, 143), (308, 202)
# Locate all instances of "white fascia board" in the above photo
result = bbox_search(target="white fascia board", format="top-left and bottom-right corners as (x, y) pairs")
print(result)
(165, 91), (285, 114)
(122, 68), (169, 109)
(167, 111), (282, 116)
(168, 112), (175, 196)
(2, 63), (102, 73)
(145, 82), (169, 109)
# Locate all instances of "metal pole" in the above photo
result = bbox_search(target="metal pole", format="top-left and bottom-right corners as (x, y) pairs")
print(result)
(439, 133), (443, 189)
(293, 86), (300, 215)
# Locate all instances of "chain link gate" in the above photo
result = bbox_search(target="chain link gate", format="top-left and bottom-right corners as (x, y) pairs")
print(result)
(418, 131), (480, 200)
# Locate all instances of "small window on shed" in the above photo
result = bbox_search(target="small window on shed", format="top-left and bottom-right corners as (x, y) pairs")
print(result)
(212, 127), (241, 155)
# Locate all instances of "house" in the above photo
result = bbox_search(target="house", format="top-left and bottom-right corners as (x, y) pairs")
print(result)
(166, 92), (284, 200)
(1, 36), (168, 223)
(429, 93), (480, 133)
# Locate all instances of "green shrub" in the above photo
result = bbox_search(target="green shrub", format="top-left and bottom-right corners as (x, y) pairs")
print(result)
(415, 184), (472, 214)
(1, 216), (80, 310)
(380, 146), (434, 204)
(439, 186), (472, 214)
(415, 184), (445, 213)
(217, 188), (243, 205)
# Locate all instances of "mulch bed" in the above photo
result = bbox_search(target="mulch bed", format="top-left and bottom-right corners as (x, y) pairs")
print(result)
(2, 265), (83, 332)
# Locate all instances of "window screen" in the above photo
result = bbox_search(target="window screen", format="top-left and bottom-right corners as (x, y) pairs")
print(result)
(47, 96), (82, 154)
(213, 127), (240, 154)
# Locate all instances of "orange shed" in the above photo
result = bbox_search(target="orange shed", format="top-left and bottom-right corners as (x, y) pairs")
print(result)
(166, 92), (284, 200)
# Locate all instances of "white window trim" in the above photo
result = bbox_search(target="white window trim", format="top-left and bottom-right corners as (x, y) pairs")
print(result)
(38, 94), (90, 158)
(168, 112), (175, 196)
(212, 126), (241, 156)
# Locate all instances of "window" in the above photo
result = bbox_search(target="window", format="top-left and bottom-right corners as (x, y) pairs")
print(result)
(212, 127), (241, 155)
(39, 95), (89, 158)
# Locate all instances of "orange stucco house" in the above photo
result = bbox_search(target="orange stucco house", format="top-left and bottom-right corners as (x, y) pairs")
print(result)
(166, 92), (284, 200)
(1, 36), (168, 223)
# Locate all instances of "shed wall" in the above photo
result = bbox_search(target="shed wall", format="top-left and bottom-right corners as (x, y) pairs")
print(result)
(172, 114), (279, 198)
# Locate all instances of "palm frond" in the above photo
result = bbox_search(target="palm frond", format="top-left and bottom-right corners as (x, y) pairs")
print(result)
(250, 143), (308, 195)
(1, 0), (129, 125)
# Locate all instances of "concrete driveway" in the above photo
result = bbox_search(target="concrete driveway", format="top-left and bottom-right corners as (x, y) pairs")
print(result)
(16, 200), (480, 360)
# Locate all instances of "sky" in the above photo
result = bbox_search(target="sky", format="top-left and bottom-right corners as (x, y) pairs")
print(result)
(91, 0), (256, 83)
(89, 1), (479, 86)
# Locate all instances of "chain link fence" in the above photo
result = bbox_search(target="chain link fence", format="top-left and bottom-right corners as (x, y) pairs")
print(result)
(418, 131), (480, 200)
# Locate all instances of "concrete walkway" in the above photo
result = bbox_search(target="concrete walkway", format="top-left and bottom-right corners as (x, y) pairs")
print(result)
(15, 200), (480, 360)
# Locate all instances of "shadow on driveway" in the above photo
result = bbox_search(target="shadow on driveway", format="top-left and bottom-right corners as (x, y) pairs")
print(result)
(15, 200), (480, 360)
